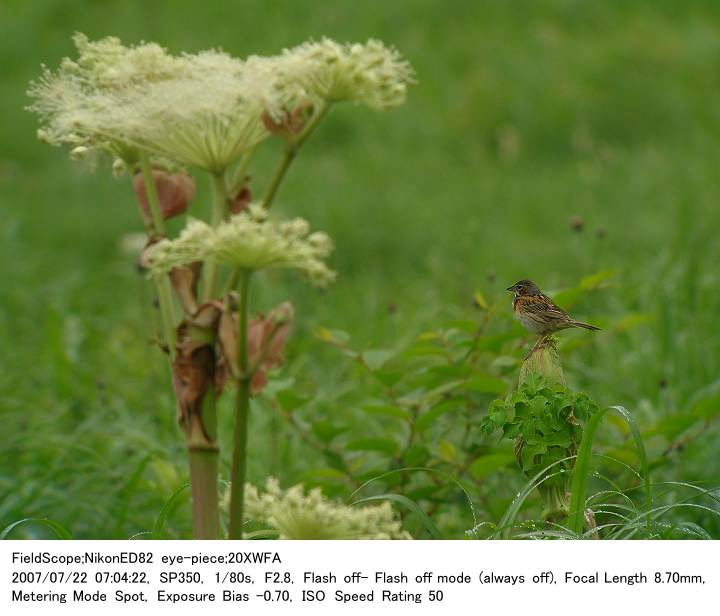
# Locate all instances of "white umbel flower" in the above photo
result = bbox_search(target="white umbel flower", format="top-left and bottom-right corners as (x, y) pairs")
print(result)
(282, 38), (415, 109)
(117, 52), (271, 173)
(28, 34), (414, 170)
(242, 478), (411, 540)
(27, 35), (279, 171)
(27, 33), (186, 161)
(147, 204), (336, 288)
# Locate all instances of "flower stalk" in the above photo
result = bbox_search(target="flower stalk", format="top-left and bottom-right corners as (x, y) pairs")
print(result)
(201, 172), (230, 302)
(138, 152), (177, 360)
(261, 103), (329, 209)
(229, 270), (252, 539)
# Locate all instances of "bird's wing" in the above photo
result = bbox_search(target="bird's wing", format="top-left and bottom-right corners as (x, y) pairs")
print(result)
(524, 294), (571, 321)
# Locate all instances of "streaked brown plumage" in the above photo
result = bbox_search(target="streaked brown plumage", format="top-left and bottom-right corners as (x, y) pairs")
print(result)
(507, 279), (600, 336)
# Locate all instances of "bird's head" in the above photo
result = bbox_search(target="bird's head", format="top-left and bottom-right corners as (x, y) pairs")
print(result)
(506, 279), (541, 296)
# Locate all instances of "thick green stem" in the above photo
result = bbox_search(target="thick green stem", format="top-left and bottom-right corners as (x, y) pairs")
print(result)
(188, 448), (221, 539)
(228, 271), (252, 539)
(138, 152), (176, 360)
(201, 172), (229, 301)
(261, 103), (329, 210)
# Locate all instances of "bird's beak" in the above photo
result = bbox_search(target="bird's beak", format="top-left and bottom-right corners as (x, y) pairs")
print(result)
(506, 285), (516, 292)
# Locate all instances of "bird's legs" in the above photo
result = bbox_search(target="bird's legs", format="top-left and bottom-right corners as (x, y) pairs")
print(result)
(526, 334), (549, 359)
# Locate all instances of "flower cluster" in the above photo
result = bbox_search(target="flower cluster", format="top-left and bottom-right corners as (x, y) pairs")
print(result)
(28, 34), (414, 172)
(28, 33), (186, 162)
(147, 204), (335, 287)
(282, 38), (415, 110)
(242, 478), (411, 540)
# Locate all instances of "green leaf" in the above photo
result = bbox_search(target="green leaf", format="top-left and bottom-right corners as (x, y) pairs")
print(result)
(275, 389), (309, 411)
(463, 375), (507, 394)
(314, 327), (350, 345)
(375, 370), (403, 387)
(442, 319), (478, 332)
(261, 376), (295, 397)
(404, 444), (430, 466)
(580, 269), (615, 289)
(402, 344), (448, 359)
(362, 349), (395, 371)
(691, 394), (720, 420)
(437, 439), (456, 462)
(346, 438), (399, 456)
(644, 414), (697, 439)
(469, 453), (514, 480)
(473, 333), (516, 352)
(322, 450), (347, 471)
(361, 404), (409, 420)
(1, 518), (72, 540)
(415, 398), (464, 431)
(312, 421), (348, 443)
(300, 468), (347, 483)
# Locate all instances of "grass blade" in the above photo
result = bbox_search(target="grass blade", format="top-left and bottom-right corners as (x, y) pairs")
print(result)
(351, 493), (442, 539)
(152, 482), (191, 539)
(494, 457), (575, 539)
(1, 518), (72, 540)
(567, 405), (650, 535)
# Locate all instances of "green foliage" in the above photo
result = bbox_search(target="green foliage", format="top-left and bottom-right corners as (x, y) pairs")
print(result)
(479, 374), (599, 517)
(482, 375), (599, 490)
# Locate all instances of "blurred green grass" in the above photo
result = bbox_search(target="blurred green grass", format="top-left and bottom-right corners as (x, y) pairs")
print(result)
(1, 0), (719, 537)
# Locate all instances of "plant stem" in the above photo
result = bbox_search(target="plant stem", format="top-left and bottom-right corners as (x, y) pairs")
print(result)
(187, 361), (220, 539)
(139, 152), (165, 237)
(138, 152), (176, 360)
(201, 172), (229, 301)
(261, 103), (330, 209)
(188, 448), (221, 539)
(228, 270), (252, 539)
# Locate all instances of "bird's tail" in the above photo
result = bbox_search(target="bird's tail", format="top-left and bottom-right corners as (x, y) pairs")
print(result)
(571, 320), (600, 331)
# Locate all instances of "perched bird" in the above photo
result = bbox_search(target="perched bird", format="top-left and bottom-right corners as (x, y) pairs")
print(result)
(507, 280), (599, 349)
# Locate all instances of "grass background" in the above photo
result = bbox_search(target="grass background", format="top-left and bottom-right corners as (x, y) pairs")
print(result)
(1, 0), (719, 537)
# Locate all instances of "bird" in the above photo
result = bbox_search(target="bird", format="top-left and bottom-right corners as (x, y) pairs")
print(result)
(506, 279), (600, 351)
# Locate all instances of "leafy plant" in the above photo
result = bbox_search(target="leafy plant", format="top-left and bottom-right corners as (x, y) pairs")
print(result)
(481, 373), (599, 517)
